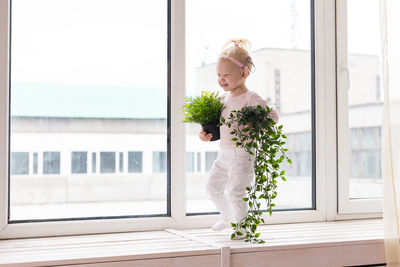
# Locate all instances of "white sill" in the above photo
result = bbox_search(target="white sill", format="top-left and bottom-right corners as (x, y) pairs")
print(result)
(0, 219), (385, 267)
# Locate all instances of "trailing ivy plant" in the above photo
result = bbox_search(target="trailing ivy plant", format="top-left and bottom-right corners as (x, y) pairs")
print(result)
(182, 91), (224, 125)
(220, 105), (291, 244)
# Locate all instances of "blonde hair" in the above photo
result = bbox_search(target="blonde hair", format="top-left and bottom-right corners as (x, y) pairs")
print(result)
(221, 39), (255, 72)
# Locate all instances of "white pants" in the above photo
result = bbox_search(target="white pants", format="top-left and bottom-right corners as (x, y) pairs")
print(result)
(206, 147), (255, 224)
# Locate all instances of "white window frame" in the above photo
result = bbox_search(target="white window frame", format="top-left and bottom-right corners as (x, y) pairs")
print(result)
(0, 0), (377, 239)
(336, 0), (383, 214)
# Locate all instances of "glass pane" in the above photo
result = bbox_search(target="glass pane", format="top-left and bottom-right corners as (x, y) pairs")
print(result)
(10, 152), (29, 175)
(186, 152), (194, 173)
(33, 152), (38, 174)
(152, 151), (167, 173)
(43, 152), (60, 175)
(205, 152), (218, 172)
(100, 152), (115, 174)
(128, 151), (143, 173)
(347, 0), (382, 199)
(186, 0), (313, 214)
(71, 152), (87, 174)
(119, 152), (124, 173)
(9, 0), (167, 221)
(91, 152), (97, 173)
(197, 152), (202, 172)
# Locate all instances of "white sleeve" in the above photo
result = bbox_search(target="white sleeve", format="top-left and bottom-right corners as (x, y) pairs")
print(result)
(248, 93), (268, 108)
(249, 93), (279, 122)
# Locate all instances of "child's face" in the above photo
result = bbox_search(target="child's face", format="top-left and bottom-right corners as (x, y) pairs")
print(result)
(216, 59), (246, 92)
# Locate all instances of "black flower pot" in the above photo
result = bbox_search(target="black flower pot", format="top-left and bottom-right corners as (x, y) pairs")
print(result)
(202, 121), (220, 141)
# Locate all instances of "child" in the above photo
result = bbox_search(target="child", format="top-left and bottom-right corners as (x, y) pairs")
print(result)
(199, 39), (279, 236)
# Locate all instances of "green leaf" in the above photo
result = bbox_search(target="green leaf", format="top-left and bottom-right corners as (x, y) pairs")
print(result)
(236, 231), (243, 236)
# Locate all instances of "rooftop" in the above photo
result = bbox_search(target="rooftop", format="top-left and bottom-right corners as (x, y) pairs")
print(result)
(10, 82), (167, 119)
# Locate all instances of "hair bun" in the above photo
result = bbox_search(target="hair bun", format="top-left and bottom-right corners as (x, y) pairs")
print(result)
(223, 39), (251, 50)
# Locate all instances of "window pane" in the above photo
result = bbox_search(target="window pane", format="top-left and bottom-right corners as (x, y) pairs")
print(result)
(128, 151), (143, 173)
(205, 152), (218, 172)
(100, 152), (116, 174)
(197, 152), (202, 172)
(71, 152), (87, 174)
(92, 152), (97, 173)
(153, 151), (167, 173)
(43, 152), (60, 175)
(119, 152), (124, 173)
(33, 152), (38, 174)
(11, 152), (29, 175)
(186, 0), (313, 214)
(186, 152), (194, 173)
(9, 0), (168, 221)
(347, 0), (382, 199)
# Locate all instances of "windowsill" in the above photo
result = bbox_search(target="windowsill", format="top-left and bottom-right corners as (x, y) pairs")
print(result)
(0, 219), (385, 267)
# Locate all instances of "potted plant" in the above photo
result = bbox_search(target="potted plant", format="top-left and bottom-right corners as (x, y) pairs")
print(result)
(221, 105), (291, 243)
(182, 91), (225, 141)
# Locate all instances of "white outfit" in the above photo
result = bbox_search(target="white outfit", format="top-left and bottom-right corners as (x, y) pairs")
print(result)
(206, 90), (270, 228)
(206, 147), (254, 225)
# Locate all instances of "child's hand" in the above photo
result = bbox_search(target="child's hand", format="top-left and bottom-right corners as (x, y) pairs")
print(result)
(199, 131), (213, 142)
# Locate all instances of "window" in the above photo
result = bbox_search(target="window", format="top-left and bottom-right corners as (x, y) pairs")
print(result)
(186, 152), (194, 173)
(100, 152), (116, 174)
(10, 152), (29, 175)
(6, 0), (168, 223)
(33, 152), (38, 174)
(43, 152), (60, 175)
(205, 152), (218, 172)
(92, 152), (97, 173)
(1, 0), (354, 239)
(71, 152), (87, 174)
(285, 132), (312, 177)
(350, 127), (381, 198)
(128, 151), (143, 173)
(337, 0), (382, 213)
(119, 152), (124, 173)
(153, 151), (167, 173)
(185, 0), (314, 215)
(196, 152), (202, 172)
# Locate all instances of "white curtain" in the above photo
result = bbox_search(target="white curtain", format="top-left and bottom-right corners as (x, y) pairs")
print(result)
(380, 0), (400, 266)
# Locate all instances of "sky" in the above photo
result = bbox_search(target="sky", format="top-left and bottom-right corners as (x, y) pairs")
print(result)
(10, 0), (399, 99)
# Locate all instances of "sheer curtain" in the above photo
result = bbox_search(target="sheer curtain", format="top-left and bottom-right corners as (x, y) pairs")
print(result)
(380, 0), (400, 266)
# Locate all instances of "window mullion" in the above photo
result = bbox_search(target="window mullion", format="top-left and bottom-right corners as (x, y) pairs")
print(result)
(0, 0), (10, 231)
(336, 0), (354, 214)
(170, 0), (186, 223)
(314, 0), (337, 221)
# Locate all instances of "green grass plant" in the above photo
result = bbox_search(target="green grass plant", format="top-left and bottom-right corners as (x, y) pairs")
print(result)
(182, 91), (224, 125)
